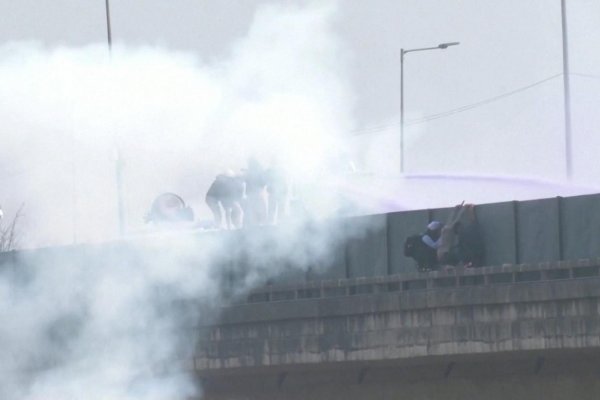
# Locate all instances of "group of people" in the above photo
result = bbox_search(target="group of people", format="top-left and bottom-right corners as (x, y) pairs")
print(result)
(205, 158), (289, 229)
(404, 203), (485, 271)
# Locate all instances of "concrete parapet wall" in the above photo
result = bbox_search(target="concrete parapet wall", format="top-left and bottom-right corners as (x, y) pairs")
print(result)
(3, 194), (600, 399)
(196, 270), (600, 372)
(242, 258), (600, 306)
(2, 193), (598, 287)
(261, 193), (600, 285)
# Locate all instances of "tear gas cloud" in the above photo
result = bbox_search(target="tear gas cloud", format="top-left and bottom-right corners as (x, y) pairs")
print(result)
(0, 218), (364, 399)
(0, 1), (354, 248)
(0, 2), (373, 399)
(2, 1), (600, 398)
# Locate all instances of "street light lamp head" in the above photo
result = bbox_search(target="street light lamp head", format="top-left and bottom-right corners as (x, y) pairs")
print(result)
(438, 42), (460, 49)
(400, 40), (460, 174)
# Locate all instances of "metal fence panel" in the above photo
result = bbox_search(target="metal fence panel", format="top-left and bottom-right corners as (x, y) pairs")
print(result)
(346, 214), (388, 278)
(561, 194), (600, 260)
(474, 202), (516, 266)
(516, 198), (560, 263)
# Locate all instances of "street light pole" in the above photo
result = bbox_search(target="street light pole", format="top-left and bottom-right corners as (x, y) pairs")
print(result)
(104, 0), (125, 236)
(400, 42), (460, 174)
(561, 0), (572, 180)
(400, 48), (405, 174)
(105, 0), (113, 52)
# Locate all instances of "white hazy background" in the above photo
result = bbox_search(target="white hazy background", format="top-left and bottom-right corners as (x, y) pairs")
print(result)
(0, 2), (354, 247)
(0, 1), (600, 399)
(1, 0), (600, 246)
(0, 2), (369, 399)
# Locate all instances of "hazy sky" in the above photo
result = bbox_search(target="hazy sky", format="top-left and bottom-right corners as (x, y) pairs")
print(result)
(1, 0), (600, 245)
(3, 4), (599, 397)
(2, 1), (599, 172)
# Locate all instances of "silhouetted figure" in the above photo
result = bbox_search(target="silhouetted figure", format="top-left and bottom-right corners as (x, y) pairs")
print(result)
(422, 220), (443, 249)
(404, 204), (485, 271)
(437, 203), (484, 268)
(404, 221), (442, 271)
(206, 171), (244, 229)
(146, 193), (194, 224)
(436, 203), (469, 266)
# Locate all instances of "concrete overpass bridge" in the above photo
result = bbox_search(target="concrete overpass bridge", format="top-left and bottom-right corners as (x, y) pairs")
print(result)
(196, 193), (600, 399)
(3, 193), (600, 399)
(198, 261), (600, 399)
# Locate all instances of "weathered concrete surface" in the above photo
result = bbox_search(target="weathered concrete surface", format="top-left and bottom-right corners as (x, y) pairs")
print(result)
(2, 194), (600, 399)
(196, 267), (600, 399)
(198, 276), (600, 369)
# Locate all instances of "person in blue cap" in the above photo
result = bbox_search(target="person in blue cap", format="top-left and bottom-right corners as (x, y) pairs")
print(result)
(422, 220), (443, 250)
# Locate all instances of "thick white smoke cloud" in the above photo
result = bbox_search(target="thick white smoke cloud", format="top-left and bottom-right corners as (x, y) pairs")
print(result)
(0, 1), (354, 248)
(2, 1), (598, 398)
(0, 218), (363, 399)
(0, 2), (370, 399)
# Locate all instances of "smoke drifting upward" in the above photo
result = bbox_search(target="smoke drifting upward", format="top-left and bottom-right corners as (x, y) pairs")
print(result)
(0, 1), (354, 248)
(0, 2), (372, 399)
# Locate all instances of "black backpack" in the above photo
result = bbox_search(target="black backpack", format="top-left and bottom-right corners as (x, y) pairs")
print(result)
(403, 234), (423, 257)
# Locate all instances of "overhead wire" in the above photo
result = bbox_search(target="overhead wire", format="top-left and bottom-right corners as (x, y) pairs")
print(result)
(351, 72), (563, 136)
(571, 72), (600, 80)
(0, 73), (592, 181)
(406, 73), (562, 126)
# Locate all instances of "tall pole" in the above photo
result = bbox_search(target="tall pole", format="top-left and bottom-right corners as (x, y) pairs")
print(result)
(399, 42), (459, 174)
(561, 0), (572, 180)
(105, 0), (113, 52)
(400, 49), (405, 174)
(105, 0), (125, 236)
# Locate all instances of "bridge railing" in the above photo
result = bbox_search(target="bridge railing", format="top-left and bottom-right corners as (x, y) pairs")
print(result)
(257, 193), (600, 287)
(2, 193), (600, 298)
(243, 258), (600, 305)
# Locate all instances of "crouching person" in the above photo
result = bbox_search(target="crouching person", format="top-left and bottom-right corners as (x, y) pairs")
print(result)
(404, 204), (485, 271)
(404, 221), (443, 272)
